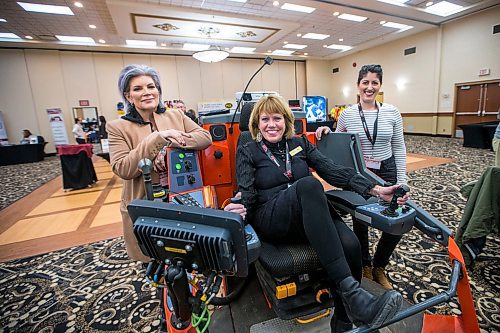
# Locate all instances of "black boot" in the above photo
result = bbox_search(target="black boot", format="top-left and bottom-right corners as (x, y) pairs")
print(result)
(338, 276), (402, 328)
(330, 314), (353, 333)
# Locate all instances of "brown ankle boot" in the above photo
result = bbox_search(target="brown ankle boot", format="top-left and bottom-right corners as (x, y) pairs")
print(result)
(372, 267), (392, 289)
(362, 265), (373, 280)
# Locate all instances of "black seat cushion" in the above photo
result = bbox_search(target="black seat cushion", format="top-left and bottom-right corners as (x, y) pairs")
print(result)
(258, 242), (323, 278)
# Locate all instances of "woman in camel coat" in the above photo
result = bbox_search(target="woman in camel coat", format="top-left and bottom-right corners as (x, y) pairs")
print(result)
(108, 64), (212, 262)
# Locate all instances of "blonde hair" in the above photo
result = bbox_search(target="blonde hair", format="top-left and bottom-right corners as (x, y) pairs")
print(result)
(248, 95), (295, 140)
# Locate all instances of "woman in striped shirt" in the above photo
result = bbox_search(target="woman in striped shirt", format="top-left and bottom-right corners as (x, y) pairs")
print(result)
(315, 64), (407, 290)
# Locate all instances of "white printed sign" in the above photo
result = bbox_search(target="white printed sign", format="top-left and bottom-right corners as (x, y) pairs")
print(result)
(47, 108), (69, 145)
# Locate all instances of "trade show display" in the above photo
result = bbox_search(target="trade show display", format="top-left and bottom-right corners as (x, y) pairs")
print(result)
(57, 144), (97, 190)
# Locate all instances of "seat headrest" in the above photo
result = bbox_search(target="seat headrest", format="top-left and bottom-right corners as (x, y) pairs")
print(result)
(239, 102), (256, 132)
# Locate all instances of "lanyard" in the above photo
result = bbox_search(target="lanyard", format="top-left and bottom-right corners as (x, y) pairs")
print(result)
(358, 103), (379, 146)
(260, 141), (293, 181)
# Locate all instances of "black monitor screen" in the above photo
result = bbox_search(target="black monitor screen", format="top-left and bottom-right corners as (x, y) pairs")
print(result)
(303, 96), (327, 123)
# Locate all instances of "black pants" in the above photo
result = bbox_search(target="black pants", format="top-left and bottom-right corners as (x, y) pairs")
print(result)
(355, 155), (403, 268)
(252, 176), (362, 321)
(76, 138), (86, 144)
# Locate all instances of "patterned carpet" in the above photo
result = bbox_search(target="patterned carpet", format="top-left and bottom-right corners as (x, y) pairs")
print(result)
(0, 156), (61, 211)
(0, 135), (498, 333)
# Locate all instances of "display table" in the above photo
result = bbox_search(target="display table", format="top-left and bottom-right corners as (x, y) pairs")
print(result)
(459, 122), (499, 149)
(57, 144), (97, 189)
(0, 143), (45, 166)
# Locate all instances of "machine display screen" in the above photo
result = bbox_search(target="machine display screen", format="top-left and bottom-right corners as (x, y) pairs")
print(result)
(303, 96), (327, 123)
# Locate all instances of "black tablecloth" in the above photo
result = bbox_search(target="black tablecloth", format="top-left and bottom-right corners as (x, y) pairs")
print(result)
(0, 143), (45, 166)
(60, 150), (97, 190)
(459, 123), (499, 150)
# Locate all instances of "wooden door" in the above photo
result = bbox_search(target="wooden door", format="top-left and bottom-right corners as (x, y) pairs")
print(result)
(454, 80), (500, 131)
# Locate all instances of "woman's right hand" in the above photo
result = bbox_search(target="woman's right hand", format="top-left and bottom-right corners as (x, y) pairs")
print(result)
(315, 126), (331, 140)
(159, 129), (192, 146)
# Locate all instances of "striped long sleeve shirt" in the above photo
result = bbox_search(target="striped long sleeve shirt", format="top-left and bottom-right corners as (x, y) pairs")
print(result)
(335, 102), (407, 184)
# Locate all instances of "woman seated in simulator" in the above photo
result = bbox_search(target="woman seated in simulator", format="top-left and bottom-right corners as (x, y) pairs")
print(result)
(234, 95), (408, 331)
(107, 64), (212, 262)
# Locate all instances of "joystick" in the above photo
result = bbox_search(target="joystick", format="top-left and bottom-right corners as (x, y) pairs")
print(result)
(382, 184), (410, 217)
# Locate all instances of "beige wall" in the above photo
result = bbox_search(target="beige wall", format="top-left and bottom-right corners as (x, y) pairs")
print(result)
(306, 6), (499, 134)
(0, 50), (306, 153)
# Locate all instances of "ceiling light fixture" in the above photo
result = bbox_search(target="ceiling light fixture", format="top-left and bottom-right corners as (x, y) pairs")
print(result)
(326, 44), (353, 51)
(281, 3), (315, 13)
(126, 39), (157, 47)
(230, 46), (256, 53)
(0, 33), (21, 39)
(425, 1), (464, 16)
(25, 35), (33, 39)
(89, 24), (96, 29)
(0, 19), (7, 22)
(56, 35), (95, 43)
(17, 2), (74, 15)
(98, 39), (106, 43)
(273, 1), (280, 6)
(271, 49), (295, 56)
(193, 46), (229, 63)
(381, 21), (413, 31)
(337, 13), (368, 22)
(376, 0), (409, 6)
(302, 33), (330, 40)
(183, 43), (210, 51)
(283, 43), (307, 49)
(74, 2), (83, 8)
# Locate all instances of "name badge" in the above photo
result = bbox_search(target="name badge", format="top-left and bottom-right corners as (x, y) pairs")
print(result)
(364, 157), (381, 170)
(289, 146), (303, 156)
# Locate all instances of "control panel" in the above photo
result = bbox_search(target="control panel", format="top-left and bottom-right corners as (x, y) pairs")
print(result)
(171, 190), (204, 208)
(355, 203), (416, 235)
(245, 224), (261, 263)
(167, 149), (203, 194)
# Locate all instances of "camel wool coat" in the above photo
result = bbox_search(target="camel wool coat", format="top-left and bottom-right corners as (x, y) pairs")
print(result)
(107, 108), (212, 261)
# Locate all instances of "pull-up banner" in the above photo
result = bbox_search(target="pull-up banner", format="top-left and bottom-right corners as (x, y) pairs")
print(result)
(47, 108), (69, 146)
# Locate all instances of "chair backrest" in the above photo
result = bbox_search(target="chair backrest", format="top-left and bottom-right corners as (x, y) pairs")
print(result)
(316, 132), (386, 186)
(239, 102), (255, 132)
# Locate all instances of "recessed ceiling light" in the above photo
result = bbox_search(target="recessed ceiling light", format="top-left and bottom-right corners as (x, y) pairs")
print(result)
(126, 39), (157, 47)
(273, 1), (280, 6)
(0, 33), (21, 39)
(89, 24), (96, 29)
(0, 19), (6, 22)
(333, 12), (339, 16)
(183, 43), (210, 51)
(380, 20), (387, 24)
(338, 13), (368, 22)
(326, 44), (352, 51)
(382, 21), (413, 31)
(228, 0), (247, 2)
(56, 35), (94, 43)
(224, 47), (230, 50)
(17, 2), (74, 15)
(25, 35), (33, 39)
(98, 39), (106, 43)
(281, 3), (315, 13)
(426, 2), (433, 6)
(271, 49), (295, 56)
(339, 38), (344, 42)
(283, 43), (307, 49)
(267, 49), (272, 53)
(296, 33), (302, 37)
(302, 33), (330, 40)
(74, 2), (83, 8)
(283, 41), (288, 44)
(323, 44), (327, 47)
(160, 43), (166, 47)
(425, 1), (464, 16)
(376, 0), (409, 6)
(303, 53), (308, 56)
(230, 47), (256, 53)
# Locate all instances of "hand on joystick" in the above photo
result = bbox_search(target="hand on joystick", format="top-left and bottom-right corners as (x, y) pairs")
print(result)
(382, 185), (410, 217)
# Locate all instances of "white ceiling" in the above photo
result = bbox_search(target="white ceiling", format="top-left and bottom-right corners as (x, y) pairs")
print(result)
(0, 0), (498, 60)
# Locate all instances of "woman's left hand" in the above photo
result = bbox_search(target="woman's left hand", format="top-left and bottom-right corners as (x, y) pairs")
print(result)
(372, 184), (410, 206)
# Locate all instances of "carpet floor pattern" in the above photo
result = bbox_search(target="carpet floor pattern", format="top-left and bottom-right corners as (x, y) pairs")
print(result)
(0, 135), (498, 333)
